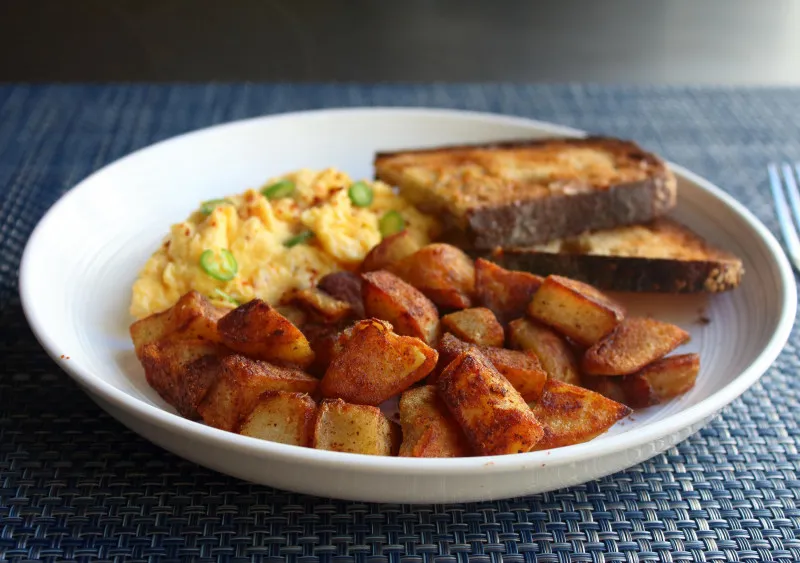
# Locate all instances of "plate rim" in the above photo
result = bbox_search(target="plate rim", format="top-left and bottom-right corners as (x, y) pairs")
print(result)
(18, 106), (798, 475)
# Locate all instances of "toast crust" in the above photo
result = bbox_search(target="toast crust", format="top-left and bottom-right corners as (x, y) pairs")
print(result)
(375, 136), (677, 248)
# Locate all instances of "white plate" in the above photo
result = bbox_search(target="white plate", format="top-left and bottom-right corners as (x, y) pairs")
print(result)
(19, 108), (797, 503)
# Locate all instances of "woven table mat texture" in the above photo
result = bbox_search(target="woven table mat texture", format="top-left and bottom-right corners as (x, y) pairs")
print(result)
(1, 84), (800, 563)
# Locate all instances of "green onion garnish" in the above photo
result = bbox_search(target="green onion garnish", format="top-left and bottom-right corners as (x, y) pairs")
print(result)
(261, 179), (296, 200)
(212, 288), (240, 305)
(284, 230), (315, 248)
(348, 181), (374, 207)
(199, 249), (238, 281)
(379, 210), (406, 238)
(200, 199), (232, 215)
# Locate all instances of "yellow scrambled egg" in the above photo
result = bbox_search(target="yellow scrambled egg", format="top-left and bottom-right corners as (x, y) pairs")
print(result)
(130, 168), (439, 318)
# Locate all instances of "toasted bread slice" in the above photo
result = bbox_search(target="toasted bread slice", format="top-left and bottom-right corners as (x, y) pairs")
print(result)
(491, 218), (743, 293)
(374, 137), (676, 249)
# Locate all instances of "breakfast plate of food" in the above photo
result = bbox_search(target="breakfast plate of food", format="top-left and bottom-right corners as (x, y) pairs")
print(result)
(19, 107), (796, 502)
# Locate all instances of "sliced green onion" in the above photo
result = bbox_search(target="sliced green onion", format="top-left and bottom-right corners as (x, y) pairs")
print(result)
(200, 198), (232, 215)
(284, 230), (315, 248)
(199, 249), (238, 281)
(261, 179), (296, 200)
(212, 288), (240, 305)
(348, 181), (374, 207)
(379, 210), (406, 238)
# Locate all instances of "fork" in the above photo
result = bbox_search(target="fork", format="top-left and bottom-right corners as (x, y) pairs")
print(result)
(768, 163), (800, 272)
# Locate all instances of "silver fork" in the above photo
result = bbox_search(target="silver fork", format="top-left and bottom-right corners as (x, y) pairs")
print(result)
(768, 163), (800, 271)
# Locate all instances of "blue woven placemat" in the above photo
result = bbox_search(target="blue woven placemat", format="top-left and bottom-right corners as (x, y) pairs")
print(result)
(2, 84), (800, 562)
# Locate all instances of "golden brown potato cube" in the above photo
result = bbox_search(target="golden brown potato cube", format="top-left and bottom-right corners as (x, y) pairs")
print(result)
(197, 354), (319, 431)
(139, 338), (226, 419)
(581, 374), (628, 405)
(528, 275), (625, 346)
(318, 271), (365, 319)
(621, 353), (699, 408)
(388, 243), (476, 309)
(475, 258), (543, 324)
(302, 322), (350, 376)
(281, 287), (354, 324)
(528, 379), (632, 450)
(508, 318), (581, 385)
(438, 348), (544, 455)
(218, 299), (315, 368)
(321, 318), (437, 405)
(361, 270), (440, 345)
(361, 229), (423, 273)
(398, 385), (471, 457)
(238, 391), (317, 447)
(441, 307), (504, 347)
(435, 333), (547, 401)
(312, 399), (397, 455)
(583, 317), (690, 376)
(130, 290), (225, 359)
(274, 305), (308, 329)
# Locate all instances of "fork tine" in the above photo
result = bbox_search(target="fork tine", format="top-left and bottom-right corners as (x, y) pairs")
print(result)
(768, 163), (800, 271)
(782, 163), (800, 236)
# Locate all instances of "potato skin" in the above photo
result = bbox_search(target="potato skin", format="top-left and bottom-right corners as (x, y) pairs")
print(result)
(621, 353), (699, 407)
(312, 398), (397, 455)
(320, 318), (437, 405)
(508, 318), (581, 385)
(398, 385), (471, 457)
(388, 243), (476, 309)
(318, 271), (365, 319)
(441, 307), (504, 347)
(475, 258), (543, 324)
(301, 321), (351, 377)
(361, 230), (422, 273)
(218, 299), (315, 368)
(437, 348), (544, 455)
(281, 287), (354, 324)
(582, 317), (690, 376)
(237, 391), (317, 447)
(361, 270), (440, 345)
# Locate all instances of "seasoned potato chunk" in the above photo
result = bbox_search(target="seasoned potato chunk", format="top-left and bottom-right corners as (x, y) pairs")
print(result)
(361, 229), (422, 272)
(302, 322), (350, 376)
(280, 287), (354, 324)
(197, 354), (318, 431)
(528, 275), (624, 346)
(361, 270), (440, 345)
(218, 299), (315, 368)
(528, 379), (631, 450)
(581, 374), (628, 405)
(389, 243), (475, 309)
(441, 307), (504, 347)
(398, 385), (471, 457)
(139, 339), (226, 419)
(438, 348), (544, 455)
(318, 271), (365, 319)
(508, 318), (581, 385)
(130, 290), (225, 359)
(321, 318), (437, 405)
(475, 258), (543, 324)
(274, 305), (308, 329)
(436, 333), (547, 401)
(583, 317), (690, 376)
(238, 391), (317, 447)
(621, 353), (699, 408)
(312, 399), (397, 455)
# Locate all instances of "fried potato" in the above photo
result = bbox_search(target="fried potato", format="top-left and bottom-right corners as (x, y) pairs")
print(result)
(528, 379), (632, 450)
(318, 271), (365, 319)
(583, 317), (690, 376)
(581, 374), (628, 405)
(197, 354), (319, 431)
(312, 398), (398, 455)
(218, 299), (315, 368)
(361, 229), (423, 272)
(475, 258), (543, 324)
(621, 353), (699, 408)
(398, 385), (471, 457)
(281, 287), (354, 324)
(361, 270), (440, 345)
(238, 391), (317, 447)
(437, 348), (544, 455)
(527, 275), (625, 346)
(321, 318), (437, 405)
(139, 339), (226, 419)
(389, 243), (475, 309)
(302, 321), (350, 376)
(508, 318), (581, 385)
(274, 305), (308, 329)
(441, 307), (504, 347)
(436, 333), (547, 401)
(130, 290), (225, 359)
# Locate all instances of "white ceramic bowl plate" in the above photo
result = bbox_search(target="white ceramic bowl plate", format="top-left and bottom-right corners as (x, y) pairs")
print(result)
(20, 108), (796, 503)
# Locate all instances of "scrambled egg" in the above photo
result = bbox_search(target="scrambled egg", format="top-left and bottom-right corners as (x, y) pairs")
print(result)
(130, 168), (439, 318)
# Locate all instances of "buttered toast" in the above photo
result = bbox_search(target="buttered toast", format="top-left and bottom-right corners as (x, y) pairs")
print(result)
(489, 218), (744, 293)
(374, 137), (677, 249)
